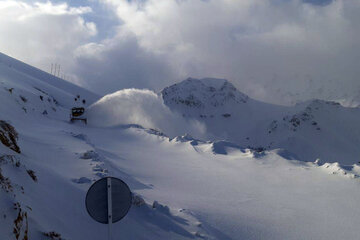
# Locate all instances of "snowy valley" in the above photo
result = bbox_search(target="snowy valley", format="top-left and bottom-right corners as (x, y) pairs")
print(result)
(1, 52), (360, 240)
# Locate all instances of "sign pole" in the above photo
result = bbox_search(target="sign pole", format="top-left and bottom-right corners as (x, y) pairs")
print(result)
(86, 177), (132, 237)
(107, 177), (113, 240)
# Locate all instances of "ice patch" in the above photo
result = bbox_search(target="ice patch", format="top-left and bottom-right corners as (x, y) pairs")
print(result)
(80, 150), (101, 161)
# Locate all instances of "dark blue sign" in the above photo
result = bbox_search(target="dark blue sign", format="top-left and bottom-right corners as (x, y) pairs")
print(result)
(85, 177), (132, 224)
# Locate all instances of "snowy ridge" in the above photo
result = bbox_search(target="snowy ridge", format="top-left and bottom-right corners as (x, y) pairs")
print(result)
(162, 77), (248, 113)
(162, 78), (360, 164)
(0, 52), (99, 108)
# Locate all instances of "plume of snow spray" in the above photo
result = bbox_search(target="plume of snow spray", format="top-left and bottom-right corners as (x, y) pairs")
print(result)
(87, 88), (206, 138)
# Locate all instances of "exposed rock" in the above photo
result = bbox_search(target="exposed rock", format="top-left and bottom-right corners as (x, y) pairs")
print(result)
(0, 120), (21, 153)
(7, 88), (14, 94)
(80, 150), (99, 160)
(26, 170), (37, 182)
(152, 201), (171, 215)
(132, 194), (146, 207)
(43, 231), (63, 240)
(0, 167), (12, 192)
(173, 134), (202, 146)
(71, 177), (91, 184)
(19, 95), (27, 103)
(13, 202), (29, 240)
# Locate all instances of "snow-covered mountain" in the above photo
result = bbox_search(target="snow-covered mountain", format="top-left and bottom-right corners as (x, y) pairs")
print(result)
(162, 77), (360, 164)
(0, 52), (99, 108)
(1, 52), (360, 240)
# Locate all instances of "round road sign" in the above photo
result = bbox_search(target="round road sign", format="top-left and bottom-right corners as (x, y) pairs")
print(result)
(85, 177), (132, 224)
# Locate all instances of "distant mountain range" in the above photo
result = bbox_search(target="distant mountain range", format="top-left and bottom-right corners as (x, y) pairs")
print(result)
(162, 77), (360, 164)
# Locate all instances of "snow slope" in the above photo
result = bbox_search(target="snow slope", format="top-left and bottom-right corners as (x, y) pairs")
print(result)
(0, 52), (99, 109)
(1, 53), (360, 240)
(162, 78), (360, 164)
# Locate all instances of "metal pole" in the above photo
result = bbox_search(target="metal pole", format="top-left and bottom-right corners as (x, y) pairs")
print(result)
(51, 63), (53, 75)
(57, 65), (61, 77)
(107, 177), (112, 240)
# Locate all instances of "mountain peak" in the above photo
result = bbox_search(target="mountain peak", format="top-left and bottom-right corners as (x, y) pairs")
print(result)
(185, 77), (228, 90)
(161, 77), (248, 110)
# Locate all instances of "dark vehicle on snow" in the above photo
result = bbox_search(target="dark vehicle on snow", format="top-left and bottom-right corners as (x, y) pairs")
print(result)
(70, 107), (87, 124)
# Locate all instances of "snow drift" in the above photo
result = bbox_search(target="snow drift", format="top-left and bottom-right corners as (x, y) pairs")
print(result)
(87, 88), (206, 138)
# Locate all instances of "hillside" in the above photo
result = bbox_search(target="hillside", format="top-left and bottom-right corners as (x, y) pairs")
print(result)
(162, 77), (360, 164)
(1, 53), (360, 239)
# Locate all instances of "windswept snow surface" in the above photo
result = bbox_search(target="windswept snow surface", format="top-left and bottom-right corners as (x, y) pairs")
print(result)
(1, 53), (360, 239)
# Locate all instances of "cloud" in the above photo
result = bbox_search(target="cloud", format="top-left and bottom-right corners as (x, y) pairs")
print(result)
(74, 0), (360, 104)
(87, 88), (206, 138)
(73, 30), (176, 93)
(0, 0), (96, 83)
(1, 0), (360, 105)
(303, 0), (333, 6)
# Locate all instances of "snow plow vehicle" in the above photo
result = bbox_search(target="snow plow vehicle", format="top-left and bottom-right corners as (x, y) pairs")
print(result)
(70, 107), (87, 124)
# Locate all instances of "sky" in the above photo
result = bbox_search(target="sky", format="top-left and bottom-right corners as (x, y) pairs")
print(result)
(0, 0), (359, 105)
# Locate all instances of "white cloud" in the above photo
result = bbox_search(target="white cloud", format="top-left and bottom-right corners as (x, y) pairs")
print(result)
(0, 1), (96, 82)
(73, 29), (176, 93)
(82, 0), (360, 104)
(1, 0), (360, 104)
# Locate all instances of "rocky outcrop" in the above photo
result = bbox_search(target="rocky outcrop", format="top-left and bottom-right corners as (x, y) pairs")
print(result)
(0, 120), (20, 153)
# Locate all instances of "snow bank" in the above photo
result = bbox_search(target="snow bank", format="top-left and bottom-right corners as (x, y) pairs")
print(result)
(87, 89), (206, 138)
